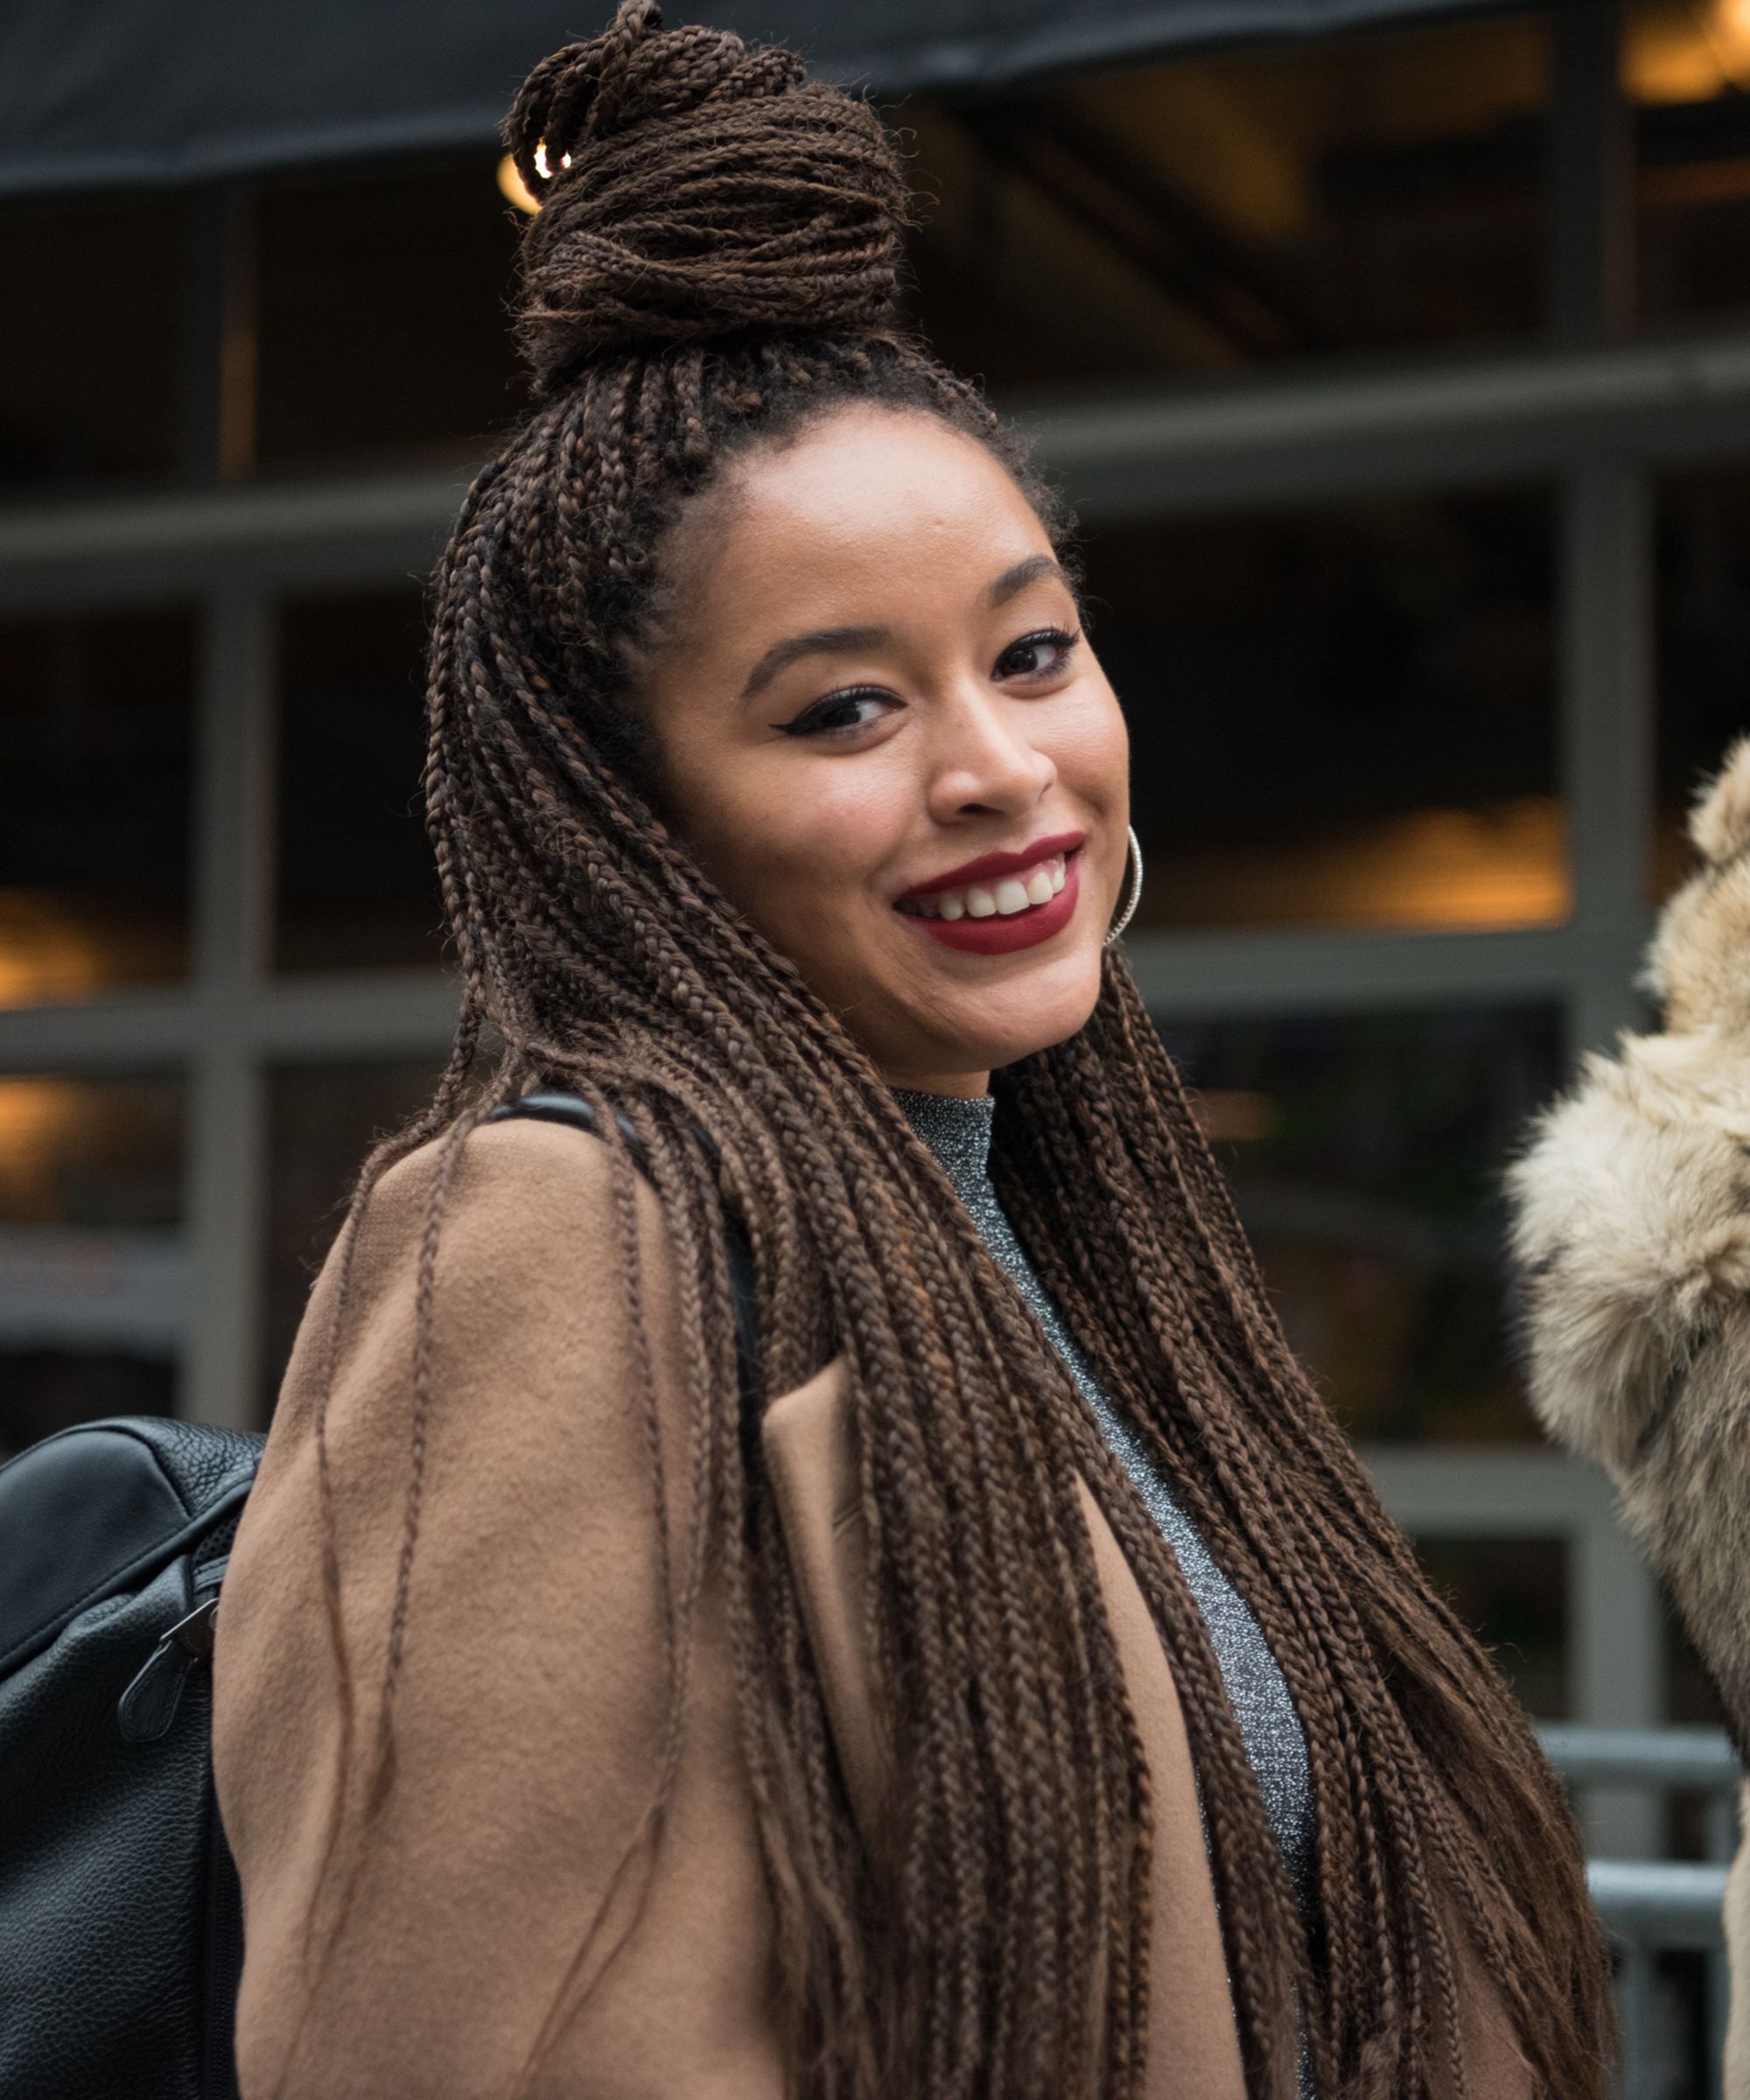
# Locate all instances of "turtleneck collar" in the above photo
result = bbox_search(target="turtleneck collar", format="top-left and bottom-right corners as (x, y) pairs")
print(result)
(890, 1085), (997, 1208)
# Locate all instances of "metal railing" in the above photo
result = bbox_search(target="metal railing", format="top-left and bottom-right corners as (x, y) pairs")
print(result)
(1539, 1726), (1741, 2100)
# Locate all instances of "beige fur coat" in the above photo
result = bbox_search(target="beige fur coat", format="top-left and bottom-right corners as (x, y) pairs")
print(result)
(1508, 736), (1750, 2095)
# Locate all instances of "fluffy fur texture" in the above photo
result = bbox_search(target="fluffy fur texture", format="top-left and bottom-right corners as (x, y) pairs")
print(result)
(1508, 735), (1750, 2093)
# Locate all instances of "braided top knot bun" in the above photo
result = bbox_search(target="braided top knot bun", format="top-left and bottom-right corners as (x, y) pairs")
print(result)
(505, 0), (910, 394)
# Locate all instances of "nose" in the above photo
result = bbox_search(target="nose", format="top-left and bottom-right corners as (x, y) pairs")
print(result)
(923, 682), (1057, 824)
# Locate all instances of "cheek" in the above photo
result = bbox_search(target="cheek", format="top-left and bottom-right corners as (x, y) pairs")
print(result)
(680, 760), (911, 932)
(1053, 679), (1130, 804)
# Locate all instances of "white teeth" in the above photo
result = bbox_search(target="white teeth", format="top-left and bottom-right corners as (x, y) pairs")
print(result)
(900, 849), (1073, 923)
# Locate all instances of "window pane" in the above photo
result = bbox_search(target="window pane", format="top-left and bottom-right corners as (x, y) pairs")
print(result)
(1655, 460), (1750, 900)
(0, 607), (196, 1004)
(256, 157), (525, 473)
(1665, 1596), (1733, 1860)
(0, 1075), (186, 1456)
(274, 588), (442, 972)
(1629, 1), (1750, 329)
(0, 194), (182, 491)
(263, 1060), (444, 1410)
(1092, 488), (1562, 934)
(1159, 1004), (1561, 1443)
(906, 10), (1547, 392)
(1414, 1535), (1567, 1718)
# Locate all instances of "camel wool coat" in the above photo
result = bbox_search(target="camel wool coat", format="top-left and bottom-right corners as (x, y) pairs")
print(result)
(213, 1114), (1536, 2099)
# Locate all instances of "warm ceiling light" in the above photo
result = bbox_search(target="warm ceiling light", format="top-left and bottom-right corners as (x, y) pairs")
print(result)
(1715, 0), (1750, 88)
(497, 152), (540, 214)
(1628, 4), (1732, 102)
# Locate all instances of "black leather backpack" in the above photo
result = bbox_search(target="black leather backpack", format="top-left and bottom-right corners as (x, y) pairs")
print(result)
(0, 1092), (756, 2100)
(0, 1415), (261, 2099)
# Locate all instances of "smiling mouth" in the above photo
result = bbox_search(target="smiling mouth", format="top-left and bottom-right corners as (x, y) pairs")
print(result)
(893, 846), (1084, 954)
(894, 847), (1076, 921)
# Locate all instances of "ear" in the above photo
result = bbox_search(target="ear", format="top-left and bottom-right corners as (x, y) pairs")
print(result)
(1689, 734), (1750, 867)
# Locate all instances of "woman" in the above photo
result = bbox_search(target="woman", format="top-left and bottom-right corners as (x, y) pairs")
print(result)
(212, 8), (1613, 2096)
(1509, 734), (1750, 2096)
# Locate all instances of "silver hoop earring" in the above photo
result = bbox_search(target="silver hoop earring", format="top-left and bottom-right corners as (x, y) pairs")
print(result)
(1103, 825), (1144, 948)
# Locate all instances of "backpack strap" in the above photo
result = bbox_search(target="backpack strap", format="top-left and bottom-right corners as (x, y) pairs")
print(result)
(489, 1092), (763, 1480)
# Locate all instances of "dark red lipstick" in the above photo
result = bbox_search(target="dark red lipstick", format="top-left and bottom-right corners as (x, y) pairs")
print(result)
(896, 847), (1082, 955)
(892, 830), (1086, 904)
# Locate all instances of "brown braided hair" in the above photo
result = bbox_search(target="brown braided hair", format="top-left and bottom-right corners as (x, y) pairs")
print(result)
(306, 7), (1614, 2096)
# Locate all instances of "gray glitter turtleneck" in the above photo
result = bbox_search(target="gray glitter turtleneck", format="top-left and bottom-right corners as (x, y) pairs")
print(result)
(892, 1085), (1316, 2092)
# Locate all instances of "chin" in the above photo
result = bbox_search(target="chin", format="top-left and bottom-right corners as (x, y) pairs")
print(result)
(952, 948), (1106, 1072)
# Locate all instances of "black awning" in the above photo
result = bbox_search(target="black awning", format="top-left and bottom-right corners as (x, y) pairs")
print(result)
(0, 0), (1516, 201)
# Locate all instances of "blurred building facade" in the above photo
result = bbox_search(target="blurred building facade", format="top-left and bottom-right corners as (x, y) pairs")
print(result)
(4, 1), (1750, 2053)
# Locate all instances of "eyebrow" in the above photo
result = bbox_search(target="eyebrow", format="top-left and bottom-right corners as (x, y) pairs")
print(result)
(738, 557), (1072, 704)
(740, 625), (891, 702)
(988, 554), (1068, 607)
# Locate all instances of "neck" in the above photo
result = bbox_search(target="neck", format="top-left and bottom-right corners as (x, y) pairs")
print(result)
(879, 1068), (990, 1099)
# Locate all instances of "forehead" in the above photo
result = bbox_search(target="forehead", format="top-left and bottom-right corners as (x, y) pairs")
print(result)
(683, 406), (1054, 621)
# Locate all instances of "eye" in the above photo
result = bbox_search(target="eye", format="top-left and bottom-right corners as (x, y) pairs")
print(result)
(775, 687), (895, 740)
(995, 627), (1079, 681)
